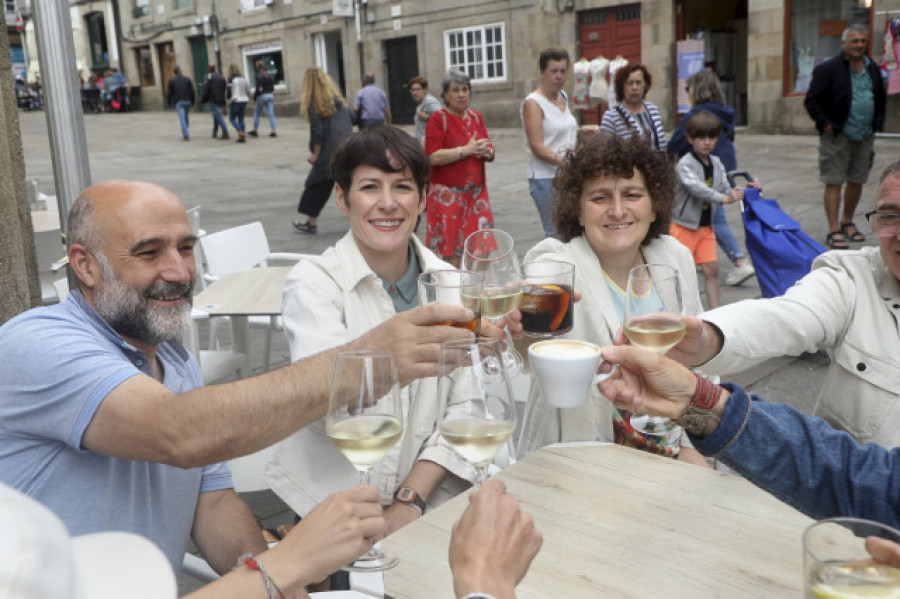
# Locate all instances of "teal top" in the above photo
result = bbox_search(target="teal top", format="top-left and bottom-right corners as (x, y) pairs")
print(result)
(844, 55), (875, 142)
(381, 241), (422, 313)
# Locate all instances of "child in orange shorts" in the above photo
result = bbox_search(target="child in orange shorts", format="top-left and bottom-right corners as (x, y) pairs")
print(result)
(670, 111), (753, 309)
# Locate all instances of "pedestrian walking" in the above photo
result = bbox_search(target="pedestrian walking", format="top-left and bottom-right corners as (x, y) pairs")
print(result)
(521, 47), (578, 238)
(409, 76), (441, 144)
(249, 59), (277, 138)
(227, 63), (250, 143)
(353, 73), (391, 130)
(600, 62), (667, 151)
(292, 67), (354, 234)
(804, 23), (886, 249)
(166, 66), (195, 141)
(201, 64), (229, 140)
(424, 69), (495, 267)
(669, 69), (755, 286)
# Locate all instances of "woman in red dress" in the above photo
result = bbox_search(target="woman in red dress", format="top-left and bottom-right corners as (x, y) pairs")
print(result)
(424, 70), (496, 266)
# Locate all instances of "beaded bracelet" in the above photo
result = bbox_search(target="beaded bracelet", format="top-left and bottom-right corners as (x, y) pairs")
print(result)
(675, 374), (724, 436)
(235, 553), (285, 599)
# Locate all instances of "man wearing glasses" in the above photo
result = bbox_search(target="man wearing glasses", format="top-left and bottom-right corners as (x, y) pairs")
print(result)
(666, 159), (900, 448)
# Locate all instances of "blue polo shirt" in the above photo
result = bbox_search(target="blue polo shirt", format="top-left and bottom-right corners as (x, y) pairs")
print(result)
(844, 56), (875, 142)
(0, 289), (232, 573)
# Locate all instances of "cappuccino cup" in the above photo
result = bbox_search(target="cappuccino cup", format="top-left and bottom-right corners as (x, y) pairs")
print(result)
(527, 339), (617, 408)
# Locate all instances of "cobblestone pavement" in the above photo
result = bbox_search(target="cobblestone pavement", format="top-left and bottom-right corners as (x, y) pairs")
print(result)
(16, 110), (900, 593)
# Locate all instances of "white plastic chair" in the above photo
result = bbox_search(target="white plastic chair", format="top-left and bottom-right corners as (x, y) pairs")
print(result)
(198, 222), (310, 372)
(34, 229), (66, 304)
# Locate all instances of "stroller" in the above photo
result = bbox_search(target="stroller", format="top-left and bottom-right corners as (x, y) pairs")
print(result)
(726, 171), (825, 299)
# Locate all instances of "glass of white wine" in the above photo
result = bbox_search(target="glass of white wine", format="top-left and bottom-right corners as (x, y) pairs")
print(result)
(437, 338), (517, 486)
(623, 264), (687, 437)
(461, 229), (524, 377)
(326, 350), (404, 572)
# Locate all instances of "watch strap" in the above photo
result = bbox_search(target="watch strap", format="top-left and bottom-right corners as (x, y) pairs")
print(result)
(393, 487), (426, 514)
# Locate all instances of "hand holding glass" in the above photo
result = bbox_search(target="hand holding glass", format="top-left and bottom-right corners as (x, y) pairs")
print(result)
(623, 264), (686, 435)
(418, 269), (484, 335)
(326, 350), (403, 572)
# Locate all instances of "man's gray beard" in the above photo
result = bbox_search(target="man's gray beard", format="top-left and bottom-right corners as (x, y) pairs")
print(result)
(92, 253), (193, 346)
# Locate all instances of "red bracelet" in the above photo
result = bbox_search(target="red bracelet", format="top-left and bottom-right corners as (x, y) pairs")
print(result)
(236, 553), (284, 599)
(689, 374), (722, 410)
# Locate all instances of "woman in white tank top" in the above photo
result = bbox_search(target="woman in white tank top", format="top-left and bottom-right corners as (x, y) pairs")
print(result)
(521, 47), (578, 238)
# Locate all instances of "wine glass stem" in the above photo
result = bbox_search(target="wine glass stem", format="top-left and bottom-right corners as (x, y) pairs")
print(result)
(475, 465), (488, 486)
(357, 467), (381, 560)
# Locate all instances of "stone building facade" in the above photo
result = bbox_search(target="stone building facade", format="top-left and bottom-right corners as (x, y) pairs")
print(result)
(16, 1), (900, 133)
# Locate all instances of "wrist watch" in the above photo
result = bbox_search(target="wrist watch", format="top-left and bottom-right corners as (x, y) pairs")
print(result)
(393, 487), (426, 515)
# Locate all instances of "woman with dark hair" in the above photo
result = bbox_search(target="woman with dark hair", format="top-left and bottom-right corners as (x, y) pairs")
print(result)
(521, 47), (578, 238)
(669, 69), (755, 286)
(517, 134), (707, 465)
(292, 67), (354, 234)
(271, 126), (484, 540)
(600, 62), (667, 151)
(425, 69), (496, 267)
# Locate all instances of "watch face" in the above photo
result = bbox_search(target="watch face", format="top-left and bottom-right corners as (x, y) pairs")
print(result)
(398, 488), (415, 502)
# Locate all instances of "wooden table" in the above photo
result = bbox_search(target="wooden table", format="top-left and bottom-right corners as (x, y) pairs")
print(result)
(194, 266), (291, 317)
(383, 444), (812, 598)
(192, 266), (291, 369)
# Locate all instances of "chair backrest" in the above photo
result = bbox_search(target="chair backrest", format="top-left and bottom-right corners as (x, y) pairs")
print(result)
(228, 444), (278, 493)
(198, 221), (271, 279)
(34, 229), (65, 275)
(185, 205), (207, 290)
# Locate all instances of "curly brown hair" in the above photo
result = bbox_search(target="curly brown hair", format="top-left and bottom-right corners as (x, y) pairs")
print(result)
(552, 133), (674, 244)
(613, 63), (651, 103)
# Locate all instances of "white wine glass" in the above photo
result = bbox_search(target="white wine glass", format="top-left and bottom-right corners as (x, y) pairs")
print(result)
(437, 338), (517, 486)
(417, 269), (484, 335)
(461, 229), (524, 377)
(326, 350), (404, 572)
(623, 264), (687, 437)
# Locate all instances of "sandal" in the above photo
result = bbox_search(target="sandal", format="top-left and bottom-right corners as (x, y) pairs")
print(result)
(840, 221), (865, 242)
(292, 219), (317, 234)
(826, 230), (850, 250)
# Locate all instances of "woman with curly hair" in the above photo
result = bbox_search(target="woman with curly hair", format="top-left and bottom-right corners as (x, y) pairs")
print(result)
(517, 134), (707, 465)
(292, 67), (354, 233)
(600, 62), (667, 151)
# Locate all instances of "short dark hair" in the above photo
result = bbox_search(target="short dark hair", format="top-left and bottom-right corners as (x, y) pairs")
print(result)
(685, 110), (722, 139)
(613, 63), (652, 103)
(539, 47), (570, 71)
(332, 125), (430, 196)
(408, 76), (428, 90)
(553, 134), (673, 244)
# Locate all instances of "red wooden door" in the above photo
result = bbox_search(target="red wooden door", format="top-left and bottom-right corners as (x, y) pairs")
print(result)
(578, 4), (641, 125)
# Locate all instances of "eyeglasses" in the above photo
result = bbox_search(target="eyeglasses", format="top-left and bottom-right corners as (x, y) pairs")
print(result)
(864, 210), (900, 237)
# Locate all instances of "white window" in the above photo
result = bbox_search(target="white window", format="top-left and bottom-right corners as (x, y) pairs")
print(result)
(240, 0), (274, 12)
(444, 23), (506, 83)
(3, 0), (17, 20)
(133, 0), (150, 18)
(173, 0), (193, 9)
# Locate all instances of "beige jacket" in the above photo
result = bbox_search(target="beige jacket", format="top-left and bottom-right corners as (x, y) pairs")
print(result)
(701, 247), (900, 447)
(264, 232), (476, 515)
(518, 235), (703, 455)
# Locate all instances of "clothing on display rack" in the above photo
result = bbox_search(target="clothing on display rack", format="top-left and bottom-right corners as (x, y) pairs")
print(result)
(607, 56), (629, 108)
(588, 56), (609, 107)
(572, 58), (590, 109)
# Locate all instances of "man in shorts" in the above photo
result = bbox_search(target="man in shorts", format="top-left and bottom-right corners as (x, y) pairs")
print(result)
(805, 23), (886, 249)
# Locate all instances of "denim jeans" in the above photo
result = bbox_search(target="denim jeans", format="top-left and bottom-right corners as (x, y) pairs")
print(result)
(253, 93), (276, 131)
(210, 103), (229, 137)
(175, 100), (192, 139)
(528, 178), (557, 238)
(229, 101), (247, 132)
(712, 203), (745, 263)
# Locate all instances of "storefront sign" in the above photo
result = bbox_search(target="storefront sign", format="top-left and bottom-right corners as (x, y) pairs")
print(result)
(333, 0), (353, 17)
(676, 40), (704, 114)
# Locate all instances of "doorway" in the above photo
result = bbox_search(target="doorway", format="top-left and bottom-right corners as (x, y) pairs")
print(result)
(157, 42), (176, 105)
(190, 36), (210, 112)
(314, 31), (346, 98)
(577, 4), (642, 125)
(675, 0), (748, 125)
(384, 36), (419, 125)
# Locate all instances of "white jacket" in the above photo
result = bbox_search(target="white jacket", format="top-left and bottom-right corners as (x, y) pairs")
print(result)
(701, 247), (900, 447)
(518, 235), (703, 454)
(264, 232), (476, 515)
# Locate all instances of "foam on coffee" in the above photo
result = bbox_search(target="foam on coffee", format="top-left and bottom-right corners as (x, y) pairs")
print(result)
(530, 339), (598, 358)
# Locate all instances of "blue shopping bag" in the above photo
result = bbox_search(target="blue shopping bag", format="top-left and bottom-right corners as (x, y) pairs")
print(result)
(739, 186), (826, 298)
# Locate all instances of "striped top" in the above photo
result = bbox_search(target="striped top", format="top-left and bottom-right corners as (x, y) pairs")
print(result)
(600, 100), (667, 151)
